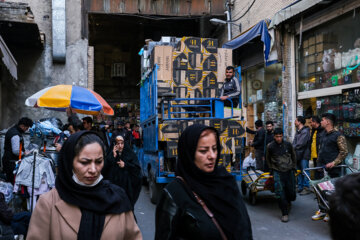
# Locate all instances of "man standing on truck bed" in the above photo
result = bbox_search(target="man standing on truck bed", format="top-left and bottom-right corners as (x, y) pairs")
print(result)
(219, 66), (241, 108)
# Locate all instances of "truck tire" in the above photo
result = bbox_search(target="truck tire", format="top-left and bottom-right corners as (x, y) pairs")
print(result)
(149, 174), (162, 204)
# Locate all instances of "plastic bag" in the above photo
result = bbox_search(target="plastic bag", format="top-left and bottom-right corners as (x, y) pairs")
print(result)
(243, 153), (256, 169)
(30, 120), (62, 137)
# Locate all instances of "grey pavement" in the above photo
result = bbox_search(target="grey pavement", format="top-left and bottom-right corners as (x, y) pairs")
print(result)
(135, 185), (332, 240)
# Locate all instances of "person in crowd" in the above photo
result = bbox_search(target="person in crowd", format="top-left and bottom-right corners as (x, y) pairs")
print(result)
(2, 117), (33, 183)
(315, 113), (348, 222)
(293, 116), (311, 195)
(264, 121), (275, 172)
(265, 121), (274, 146)
(310, 116), (325, 180)
(247, 120), (266, 171)
(266, 128), (296, 222)
(132, 125), (141, 154)
(155, 124), (252, 240)
(112, 121), (132, 146)
(82, 116), (94, 131)
(219, 66), (241, 108)
(0, 192), (31, 238)
(27, 131), (142, 240)
(103, 135), (142, 208)
(68, 115), (83, 134)
(328, 173), (360, 240)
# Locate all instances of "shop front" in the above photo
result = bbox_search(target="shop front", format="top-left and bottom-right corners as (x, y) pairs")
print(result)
(296, 6), (360, 154)
(243, 63), (283, 127)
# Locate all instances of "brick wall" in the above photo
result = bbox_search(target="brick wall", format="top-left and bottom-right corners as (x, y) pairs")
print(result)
(230, 0), (294, 37)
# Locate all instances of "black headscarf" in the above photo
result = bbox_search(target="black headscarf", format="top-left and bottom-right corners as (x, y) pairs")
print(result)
(103, 142), (142, 207)
(55, 131), (132, 240)
(176, 124), (252, 240)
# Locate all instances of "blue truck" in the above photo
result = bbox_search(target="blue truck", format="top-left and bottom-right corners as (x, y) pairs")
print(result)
(138, 66), (245, 203)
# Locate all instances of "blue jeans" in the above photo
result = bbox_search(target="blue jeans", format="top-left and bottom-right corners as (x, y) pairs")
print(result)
(297, 159), (310, 190)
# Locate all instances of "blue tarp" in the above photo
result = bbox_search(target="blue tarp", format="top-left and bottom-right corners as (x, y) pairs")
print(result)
(222, 19), (272, 66)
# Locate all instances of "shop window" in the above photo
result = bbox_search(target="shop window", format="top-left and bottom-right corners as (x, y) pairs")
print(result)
(243, 63), (283, 125)
(297, 11), (360, 92)
(298, 87), (360, 138)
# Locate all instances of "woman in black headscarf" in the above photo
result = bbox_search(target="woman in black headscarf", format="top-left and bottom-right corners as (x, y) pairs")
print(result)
(27, 131), (142, 240)
(103, 135), (142, 207)
(155, 124), (252, 240)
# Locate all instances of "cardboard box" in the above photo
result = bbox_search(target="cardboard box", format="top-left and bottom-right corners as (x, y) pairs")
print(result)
(202, 71), (218, 89)
(303, 48), (309, 57)
(309, 36), (316, 46)
(211, 119), (228, 134)
(308, 63), (316, 74)
(227, 120), (246, 137)
(203, 87), (217, 98)
(150, 46), (173, 81)
(172, 51), (188, 70)
(224, 107), (242, 119)
(179, 36), (201, 53)
(166, 141), (178, 158)
(188, 52), (203, 70)
(308, 45), (316, 55)
(158, 122), (180, 141)
(172, 70), (187, 86)
(202, 53), (218, 71)
(217, 48), (233, 83)
(233, 137), (243, 154)
(186, 70), (203, 86)
(201, 38), (218, 53)
(157, 80), (172, 94)
(303, 39), (309, 48)
(316, 52), (324, 63)
(305, 55), (316, 64)
(316, 63), (323, 72)
(173, 86), (188, 98)
(220, 136), (234, 155)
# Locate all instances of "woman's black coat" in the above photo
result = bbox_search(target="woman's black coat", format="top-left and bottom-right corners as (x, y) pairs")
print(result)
(103, 144), (142, 207)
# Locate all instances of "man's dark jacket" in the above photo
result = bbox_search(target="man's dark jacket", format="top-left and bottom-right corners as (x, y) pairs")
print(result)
(292, 126), (311, 161)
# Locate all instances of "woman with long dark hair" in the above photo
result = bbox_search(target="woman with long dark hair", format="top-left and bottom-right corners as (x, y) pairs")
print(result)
(155, 124), (252, 240)
(27, 131), (142, 240)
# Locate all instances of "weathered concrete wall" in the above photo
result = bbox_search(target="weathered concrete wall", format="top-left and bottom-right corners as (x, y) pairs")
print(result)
(1, 0), (88, 129)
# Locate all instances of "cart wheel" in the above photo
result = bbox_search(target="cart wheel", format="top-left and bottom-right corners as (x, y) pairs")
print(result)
(241, 181), (247, 197)
(248, 191), (257, 205)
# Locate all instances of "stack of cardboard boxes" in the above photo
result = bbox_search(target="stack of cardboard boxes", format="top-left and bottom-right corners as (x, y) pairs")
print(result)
(142, 36), (244, 170)
(158, 119), (246, 170)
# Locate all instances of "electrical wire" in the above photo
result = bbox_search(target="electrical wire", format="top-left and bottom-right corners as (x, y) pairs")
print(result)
(229, 0), (256, 23)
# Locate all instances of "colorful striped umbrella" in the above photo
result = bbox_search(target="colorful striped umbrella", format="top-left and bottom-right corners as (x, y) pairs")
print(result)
(25, 85), (114, 115)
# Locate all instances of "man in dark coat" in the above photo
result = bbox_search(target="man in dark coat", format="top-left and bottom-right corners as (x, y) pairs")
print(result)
(247, 120), (266, 171)
(315, 113), (348, 222)
(266, 128), (296, 223)
(293, 116), (311, 195)
(310, 116), (325, 180)
(2, 117), (33, 184)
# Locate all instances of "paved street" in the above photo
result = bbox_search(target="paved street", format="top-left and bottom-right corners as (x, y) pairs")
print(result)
(135, 185), (331, 240)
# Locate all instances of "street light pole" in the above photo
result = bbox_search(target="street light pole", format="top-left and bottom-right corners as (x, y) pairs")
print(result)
(225, 10), (232, 41)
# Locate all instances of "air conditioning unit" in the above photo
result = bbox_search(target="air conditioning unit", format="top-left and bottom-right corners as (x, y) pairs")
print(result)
(111, 63), (126, 77)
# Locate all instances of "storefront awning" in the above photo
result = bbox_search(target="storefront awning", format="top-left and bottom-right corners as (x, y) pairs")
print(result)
(269, 0), (325, 28)
(222, 19), (273, 66)
(0, 35), (17, 79)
